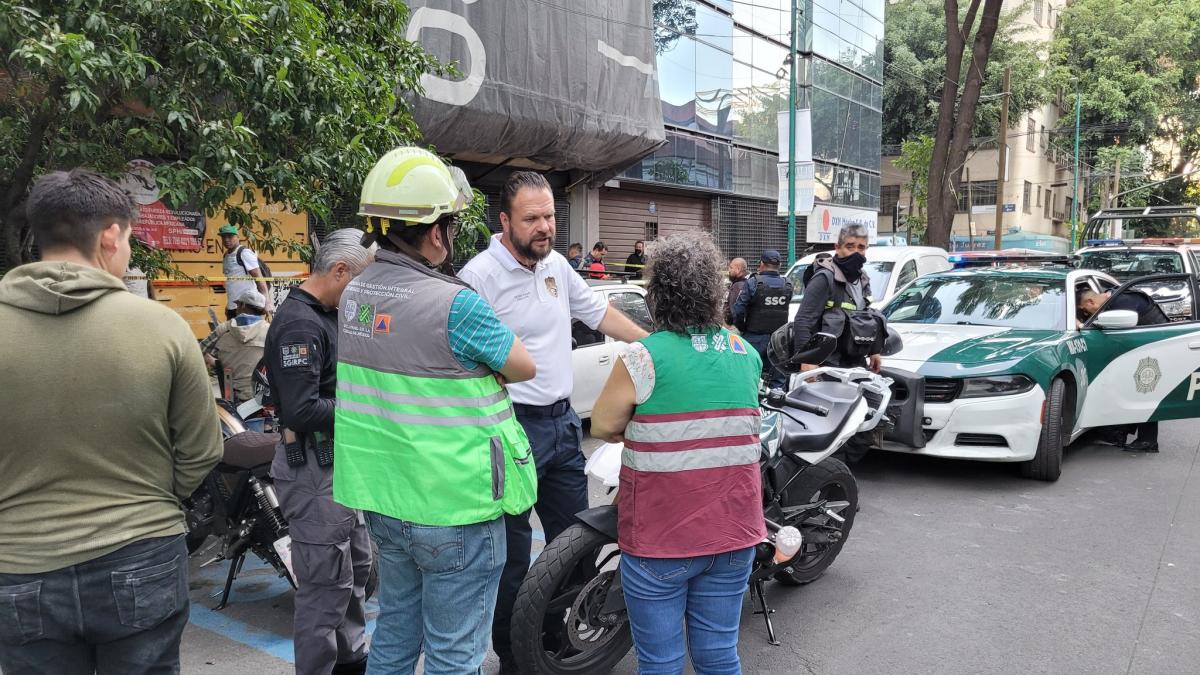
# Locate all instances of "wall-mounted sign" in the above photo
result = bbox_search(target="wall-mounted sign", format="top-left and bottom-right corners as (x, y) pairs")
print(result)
(807, 204), (879, 244)
(119, 160), (205, 251)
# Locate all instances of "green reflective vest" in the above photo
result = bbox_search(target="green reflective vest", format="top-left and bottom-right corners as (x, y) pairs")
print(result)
(332, 250), (536, 526)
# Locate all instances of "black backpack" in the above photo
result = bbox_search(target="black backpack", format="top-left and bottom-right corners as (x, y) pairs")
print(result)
(235, 245), (273, 282)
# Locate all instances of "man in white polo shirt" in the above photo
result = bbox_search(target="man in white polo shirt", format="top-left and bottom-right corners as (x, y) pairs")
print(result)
(459, 171), (647, 672)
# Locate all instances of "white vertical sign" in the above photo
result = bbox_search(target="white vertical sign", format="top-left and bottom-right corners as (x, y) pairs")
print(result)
(776, 109), (812, 163)
(777, 162), (815, 216)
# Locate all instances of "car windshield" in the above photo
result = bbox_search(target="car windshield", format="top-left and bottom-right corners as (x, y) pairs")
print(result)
(881, 276), (1066, 330)
(786, 260), (893, 300)
(1077, 250), (1184, 281)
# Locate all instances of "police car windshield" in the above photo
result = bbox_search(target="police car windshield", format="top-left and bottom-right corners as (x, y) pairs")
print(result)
(881, 276), (1066, 330)
(1077, 250), (1183, 281)
(787, 261), (892, 299)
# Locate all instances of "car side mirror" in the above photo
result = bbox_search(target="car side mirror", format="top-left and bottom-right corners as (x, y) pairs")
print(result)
(1093, 309), (1139, 330)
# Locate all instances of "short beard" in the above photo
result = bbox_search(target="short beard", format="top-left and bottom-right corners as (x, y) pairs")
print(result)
(512, 232), (552, 262)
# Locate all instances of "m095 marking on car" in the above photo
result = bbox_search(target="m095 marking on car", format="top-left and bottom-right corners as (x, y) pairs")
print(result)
(1066, 338), (1087, 355)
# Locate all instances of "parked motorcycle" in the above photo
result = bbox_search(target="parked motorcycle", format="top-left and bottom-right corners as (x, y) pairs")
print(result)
(183, 401), (296, 609)
(509, 367), (893, 674)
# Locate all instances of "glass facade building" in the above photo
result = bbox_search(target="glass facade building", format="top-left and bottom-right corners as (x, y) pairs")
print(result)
(621, 0), (883, 211)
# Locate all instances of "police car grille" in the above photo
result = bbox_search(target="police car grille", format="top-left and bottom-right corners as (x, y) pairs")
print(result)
(923, 378), (962, 403)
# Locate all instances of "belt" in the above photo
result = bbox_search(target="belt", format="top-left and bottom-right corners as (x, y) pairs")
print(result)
(512, 398), (572, 418)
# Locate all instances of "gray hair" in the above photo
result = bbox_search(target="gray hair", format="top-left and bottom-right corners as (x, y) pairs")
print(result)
(838, 224), (870, 245)
(312, 228), (374, 275)
(645, 231), (725, 334)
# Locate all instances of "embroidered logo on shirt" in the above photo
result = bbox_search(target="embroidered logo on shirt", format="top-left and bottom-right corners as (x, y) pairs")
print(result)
(545, 276), (559, 298)
(691, 334), (709, 352)
(373, 314), (392, 334)
(729, 334), (749, 355)
(344, 299), (358, 323)
(280, 344), (311, 368)
(712, 333), (728, 352)
(357, 303), (375, 325)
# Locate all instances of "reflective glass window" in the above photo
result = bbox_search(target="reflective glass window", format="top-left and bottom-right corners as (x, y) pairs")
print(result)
(696, 42), (734, 135)
(657, 36), (697, 130)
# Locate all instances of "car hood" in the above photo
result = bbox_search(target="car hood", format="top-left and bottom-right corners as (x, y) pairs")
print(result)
(883, 324), (1061, 374)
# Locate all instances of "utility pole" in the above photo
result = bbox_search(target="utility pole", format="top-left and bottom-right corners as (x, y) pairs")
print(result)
(1110, 155), (1121, 239)
(967, 167), (975, 250)
(1070, 93), (1082, 249)
(786, 0), (798, 266)
(993, 66), (1011, 251)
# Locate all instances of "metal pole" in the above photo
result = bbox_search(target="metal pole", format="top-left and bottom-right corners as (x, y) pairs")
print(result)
(786, 0), (798, 266)
(967, 167), (975, 251)
(1110, 156), (1121, 238)
(1070, 93), (1082, 249)
(993, 67), (1010, 250)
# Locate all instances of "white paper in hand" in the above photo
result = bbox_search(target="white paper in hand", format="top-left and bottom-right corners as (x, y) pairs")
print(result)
(585, 442), (623, 487)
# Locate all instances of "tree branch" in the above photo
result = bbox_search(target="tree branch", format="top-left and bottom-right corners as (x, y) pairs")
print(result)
(3, 79), (63, 216)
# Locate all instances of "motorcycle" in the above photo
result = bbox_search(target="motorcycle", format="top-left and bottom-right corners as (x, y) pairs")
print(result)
(183, 400), (297, 609)
(509, 367), (893, 674)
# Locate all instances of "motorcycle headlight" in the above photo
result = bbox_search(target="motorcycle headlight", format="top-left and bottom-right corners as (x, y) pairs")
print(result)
(959, 374), (1036, 398)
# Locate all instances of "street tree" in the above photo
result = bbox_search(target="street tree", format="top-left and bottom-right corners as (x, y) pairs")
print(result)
(884, 0), (1046, 146)
(893, 135), (934, 242)
(0, 0), (455, 274)
(1050, 0), (1200, 206)
(924, 0), (1011, 248)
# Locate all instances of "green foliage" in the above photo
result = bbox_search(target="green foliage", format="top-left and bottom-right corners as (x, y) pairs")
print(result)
(453, 188), (492, 262)
(893, 135), (934, 239)
(1050, 0), (1200, 201)
(0, 0), (442, 274)
(883, 0), (1049, 146)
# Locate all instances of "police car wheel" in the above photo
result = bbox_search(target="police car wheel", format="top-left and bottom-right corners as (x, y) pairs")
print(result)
(1020, 378), (1066, 482)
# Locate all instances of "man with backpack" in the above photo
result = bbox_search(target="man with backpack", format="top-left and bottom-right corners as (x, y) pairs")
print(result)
(219, 223), (273, 319)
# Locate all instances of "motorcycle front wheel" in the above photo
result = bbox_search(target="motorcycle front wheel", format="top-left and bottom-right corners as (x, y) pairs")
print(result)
(511, 523), (632, 675)
(774, 456), (858, 586)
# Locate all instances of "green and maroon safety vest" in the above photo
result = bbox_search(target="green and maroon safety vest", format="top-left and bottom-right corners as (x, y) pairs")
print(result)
(618, 327), (767, 557)
(332, 250), (536, 526)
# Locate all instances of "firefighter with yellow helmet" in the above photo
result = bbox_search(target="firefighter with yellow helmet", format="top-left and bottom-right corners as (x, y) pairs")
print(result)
(332, 147), (539, 673)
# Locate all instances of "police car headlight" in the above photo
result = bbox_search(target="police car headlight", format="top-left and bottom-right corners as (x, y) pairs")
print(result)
(959, 374), (1036, 398)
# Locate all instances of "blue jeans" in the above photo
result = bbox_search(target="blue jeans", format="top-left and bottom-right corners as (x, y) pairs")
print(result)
(492, 404), (588, 663)
(0, 534), (189, 675)
(620, 547), (756, 675)
(364, 512), (505, 675)
(744, 333), (787, 391)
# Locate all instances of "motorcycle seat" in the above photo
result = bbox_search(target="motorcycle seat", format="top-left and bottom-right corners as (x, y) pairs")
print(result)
(778, 380), (862, 454)
(221, 431), (280, 470)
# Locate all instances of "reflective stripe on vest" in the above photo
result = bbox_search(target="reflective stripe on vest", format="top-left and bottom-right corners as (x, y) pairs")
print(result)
(623, 408), (760, 473)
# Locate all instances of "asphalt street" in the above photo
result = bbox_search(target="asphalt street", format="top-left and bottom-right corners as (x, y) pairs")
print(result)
(180, 422), (1200, 674)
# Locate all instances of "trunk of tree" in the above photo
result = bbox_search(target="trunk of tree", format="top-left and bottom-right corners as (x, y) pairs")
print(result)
(0, 81), (62, 270)
(925, 0), (1006, 249)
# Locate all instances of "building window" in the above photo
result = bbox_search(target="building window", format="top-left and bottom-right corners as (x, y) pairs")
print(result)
(1023, 181), (1033, 213)
(645, 221), (659, 241)
(956, 180), (998, 212)
(1044, 190), (1053, 218)
(880, 184), (902, 216)
(1034, 0), (1044, 26)
(1026, 118), (1036, 152)
(1036, 185), (1042, 207)
(1040, 125), (1047, 150)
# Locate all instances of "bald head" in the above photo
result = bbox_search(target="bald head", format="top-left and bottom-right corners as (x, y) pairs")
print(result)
(728, 257), (747, 282)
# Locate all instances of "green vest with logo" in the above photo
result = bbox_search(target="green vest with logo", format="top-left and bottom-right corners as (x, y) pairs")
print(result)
(333, 250), (536, 526)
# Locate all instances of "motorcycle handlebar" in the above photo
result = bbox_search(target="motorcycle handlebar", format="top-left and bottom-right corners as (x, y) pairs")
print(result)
(785, 397), (830, 417)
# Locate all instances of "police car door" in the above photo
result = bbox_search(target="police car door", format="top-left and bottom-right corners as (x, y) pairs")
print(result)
(1076, 273), (1200, 428)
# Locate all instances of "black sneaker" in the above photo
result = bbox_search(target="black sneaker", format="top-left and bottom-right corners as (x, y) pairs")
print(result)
(1098, 429), (1128, 447)
(1123, 440), (1159, 454)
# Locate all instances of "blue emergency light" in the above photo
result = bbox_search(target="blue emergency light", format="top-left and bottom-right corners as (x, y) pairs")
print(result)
(1084, 239), (1125, 246)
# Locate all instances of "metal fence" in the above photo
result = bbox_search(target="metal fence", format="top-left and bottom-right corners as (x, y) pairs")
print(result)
(713, 195), (807, 263)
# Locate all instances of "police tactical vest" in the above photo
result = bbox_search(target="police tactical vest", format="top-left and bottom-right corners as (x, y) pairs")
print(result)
(332, 250), (536, 526)
(618, 328), (767, 557)
(744, 275), (794, 334)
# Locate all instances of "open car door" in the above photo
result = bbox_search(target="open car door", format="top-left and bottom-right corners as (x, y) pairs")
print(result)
(1077, 273), (1200, 429)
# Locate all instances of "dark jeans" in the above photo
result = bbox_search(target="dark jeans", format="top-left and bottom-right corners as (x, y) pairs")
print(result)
(745, 333), (787, 391)
(492, 402), (588, 664)
(0, 534), (189, 675)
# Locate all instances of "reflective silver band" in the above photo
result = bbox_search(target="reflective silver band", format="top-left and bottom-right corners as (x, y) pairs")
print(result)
(621, 443), (760, 473)
(625, 415), (759, 444)
(338, 382), (508, 409)
(337, 399), (514, 427)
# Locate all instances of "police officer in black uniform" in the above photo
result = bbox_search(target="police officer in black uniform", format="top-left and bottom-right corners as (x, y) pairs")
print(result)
(265, 229), (374, 675)
(732, 249), (794, 389)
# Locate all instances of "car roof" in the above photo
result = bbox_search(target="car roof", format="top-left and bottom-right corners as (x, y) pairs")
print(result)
(792, 246), (947, 266)
(922, 266), (1073, 281)
(1077, 245), (1185, 253)
(585, 279), (642, 292)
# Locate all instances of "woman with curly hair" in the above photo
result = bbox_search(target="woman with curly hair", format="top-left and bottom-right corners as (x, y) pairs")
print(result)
(591, 231), (766, 674)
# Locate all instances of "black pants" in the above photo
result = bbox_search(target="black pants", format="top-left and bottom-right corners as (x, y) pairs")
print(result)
(493, 402), (588, 664)
(1134, 421), (1158, 444)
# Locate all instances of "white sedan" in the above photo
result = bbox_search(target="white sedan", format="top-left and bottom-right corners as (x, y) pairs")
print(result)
(569, 280), (652, 418)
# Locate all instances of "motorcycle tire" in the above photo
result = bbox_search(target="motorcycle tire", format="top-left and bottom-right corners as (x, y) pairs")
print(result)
(774, 456), (858, 586)
(511, 523), (632, 675)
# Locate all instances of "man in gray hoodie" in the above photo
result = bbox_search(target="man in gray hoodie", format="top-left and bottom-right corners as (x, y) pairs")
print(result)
(0, 169), (222, 674)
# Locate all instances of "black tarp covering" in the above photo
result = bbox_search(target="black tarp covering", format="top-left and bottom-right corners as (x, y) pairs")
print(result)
(406, 0), (666, 173)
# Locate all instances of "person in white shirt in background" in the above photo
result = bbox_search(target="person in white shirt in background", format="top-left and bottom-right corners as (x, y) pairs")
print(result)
(218, 223), (273, 319)
(458, 171), (648, 673)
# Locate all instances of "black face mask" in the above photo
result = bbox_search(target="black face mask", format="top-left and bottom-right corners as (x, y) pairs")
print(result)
(834, 252), (866, 281)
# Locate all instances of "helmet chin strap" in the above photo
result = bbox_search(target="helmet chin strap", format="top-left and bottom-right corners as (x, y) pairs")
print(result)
(382, 219), (455, 273)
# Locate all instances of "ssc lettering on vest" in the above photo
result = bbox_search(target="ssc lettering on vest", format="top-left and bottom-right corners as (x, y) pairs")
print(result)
(762, 296), (788, 306)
